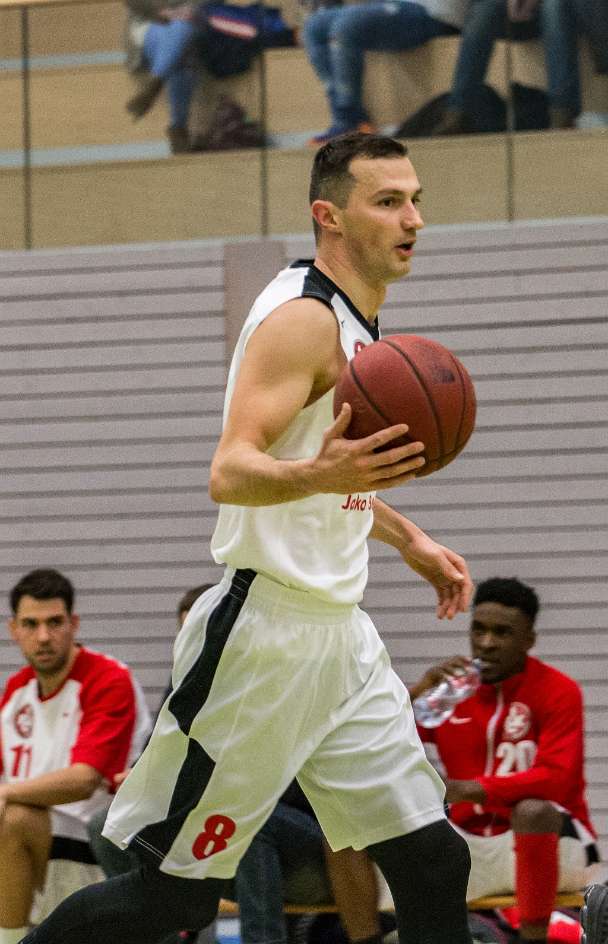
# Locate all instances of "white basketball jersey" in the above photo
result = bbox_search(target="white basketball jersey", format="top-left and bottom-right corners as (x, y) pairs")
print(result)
(211, 261), (380, 604)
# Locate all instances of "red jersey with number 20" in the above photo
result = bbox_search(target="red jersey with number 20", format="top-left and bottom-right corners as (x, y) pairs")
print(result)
(420, 656), (595, 838)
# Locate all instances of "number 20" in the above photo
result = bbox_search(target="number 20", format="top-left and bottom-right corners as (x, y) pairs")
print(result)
(495, 739), (537, 775)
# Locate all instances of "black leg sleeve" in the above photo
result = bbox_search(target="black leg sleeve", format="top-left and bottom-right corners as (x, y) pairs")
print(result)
(366, 819), (473, 944)
(19, 864), (225, 944)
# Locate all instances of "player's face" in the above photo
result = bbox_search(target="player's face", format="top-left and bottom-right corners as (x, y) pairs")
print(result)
(9, 596), (79, 677)
(469, 601), (535, 684)
(338, 156), (424, 284)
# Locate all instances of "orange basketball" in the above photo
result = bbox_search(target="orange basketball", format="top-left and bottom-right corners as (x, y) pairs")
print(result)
(333, 334), (476, 476)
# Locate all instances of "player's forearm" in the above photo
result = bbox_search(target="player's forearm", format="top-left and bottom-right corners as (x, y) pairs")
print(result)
(370, 498), (423, 553)
(209, 443), (317, 506)
(0, 763), (102, 808)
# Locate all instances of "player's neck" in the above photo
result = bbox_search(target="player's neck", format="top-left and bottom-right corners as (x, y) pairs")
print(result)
(35, 644), (80, 698)
(313, 255), (385, 323)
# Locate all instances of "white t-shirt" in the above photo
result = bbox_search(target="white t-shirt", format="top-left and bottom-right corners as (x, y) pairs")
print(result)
(211, 261), (380, 605)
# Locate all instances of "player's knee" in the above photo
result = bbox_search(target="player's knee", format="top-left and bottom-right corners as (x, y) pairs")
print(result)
(368, 819), (471, 886)
(512, 798), (561, 834)
(429, 820), (471, 881)
(144, 868), (224, 929)
(0, 802), (50, 842)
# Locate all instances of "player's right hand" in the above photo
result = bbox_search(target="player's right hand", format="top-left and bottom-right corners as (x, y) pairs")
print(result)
(411, 656), (472, 698)
(311, 403), (426, 493)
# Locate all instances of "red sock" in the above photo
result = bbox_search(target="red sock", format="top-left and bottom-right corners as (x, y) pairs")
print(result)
(515, 832), (559, 925)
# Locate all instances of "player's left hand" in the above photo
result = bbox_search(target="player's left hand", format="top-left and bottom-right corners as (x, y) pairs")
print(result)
(400, 532), (473, 619)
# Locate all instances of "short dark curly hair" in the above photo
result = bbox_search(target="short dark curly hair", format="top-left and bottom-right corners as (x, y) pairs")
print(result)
(10, 568), (75, 614)
(473, 577), (540, 623)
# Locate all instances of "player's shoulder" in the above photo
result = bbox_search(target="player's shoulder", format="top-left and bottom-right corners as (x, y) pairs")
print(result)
(71, 646), (134, 687)
(526, 655), (582, 698)
(1, 665), (36, 708)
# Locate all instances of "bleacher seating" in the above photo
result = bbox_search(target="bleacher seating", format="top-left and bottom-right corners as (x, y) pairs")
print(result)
(0, 0), (606, 248)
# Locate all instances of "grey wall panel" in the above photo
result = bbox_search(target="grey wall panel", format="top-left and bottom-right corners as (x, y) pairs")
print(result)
(2, 293), (224, 323)
(0, 242), (226, 728)
(1, 219), (607, 858)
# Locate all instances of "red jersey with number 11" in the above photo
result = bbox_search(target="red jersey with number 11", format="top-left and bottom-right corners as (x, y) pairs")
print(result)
(420, 656), (595, 838)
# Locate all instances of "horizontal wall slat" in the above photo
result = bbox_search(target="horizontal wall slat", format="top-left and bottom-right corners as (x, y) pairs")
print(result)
(0, 390), (225, 422)
(382, 295), (608, 329)
(0, 365), (227, 396)
(2, 292), (224, 323)
(0, 244), (223, 272)
(0, 340), (225, 372)
(389, 269), (608, 303)
(0, 266), (223, 298)
(0, 441), (212, 469)
(377, 322), (608, 352)
(0, 414), (223, 446)
(3, 317), (226, 347)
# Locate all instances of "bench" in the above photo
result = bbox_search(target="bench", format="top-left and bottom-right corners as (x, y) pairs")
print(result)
(217, 891), (585, 916)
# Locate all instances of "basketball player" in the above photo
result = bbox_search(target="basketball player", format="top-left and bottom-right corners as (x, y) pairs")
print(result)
(19, 133), (475, 944)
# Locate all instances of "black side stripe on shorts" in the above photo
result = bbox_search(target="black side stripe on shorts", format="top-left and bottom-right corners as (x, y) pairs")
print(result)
(130, 568), (256, 863)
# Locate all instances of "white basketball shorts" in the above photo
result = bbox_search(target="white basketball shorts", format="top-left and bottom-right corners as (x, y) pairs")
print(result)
(103, 568), (446, 880)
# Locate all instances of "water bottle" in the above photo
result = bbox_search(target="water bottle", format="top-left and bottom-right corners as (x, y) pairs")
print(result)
(413, 659), (483, 728)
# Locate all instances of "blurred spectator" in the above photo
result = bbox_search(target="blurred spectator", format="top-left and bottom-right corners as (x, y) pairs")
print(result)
(235, 779), (387, 944)
(432, 0), (591, 133)
(0, 568), (151, 944)
(125, 0), (202, 152)
(302, 0), (468, 143)
(410, 577), (599, 944)
(575, 0), (608, 75)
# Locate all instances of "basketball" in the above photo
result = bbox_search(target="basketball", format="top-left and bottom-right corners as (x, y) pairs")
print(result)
(333, 334), (476, 476)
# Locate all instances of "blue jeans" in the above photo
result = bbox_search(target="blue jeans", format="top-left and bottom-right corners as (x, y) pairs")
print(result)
(303, 1), (457, 130)
(449, 0), (581, 113)
(234, 803), (331, 944)
(143, 19), (199, 128)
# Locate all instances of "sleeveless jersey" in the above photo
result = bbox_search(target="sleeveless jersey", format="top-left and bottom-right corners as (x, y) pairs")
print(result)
(211, 261), (380, 605)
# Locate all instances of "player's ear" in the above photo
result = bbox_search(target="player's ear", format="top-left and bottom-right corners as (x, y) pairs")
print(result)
(8, 617), (18, 641)
(70, 613), (80, 636)
(311, 199), (341, 235)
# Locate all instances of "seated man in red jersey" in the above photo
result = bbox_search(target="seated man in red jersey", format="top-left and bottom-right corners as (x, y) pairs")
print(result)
(0, 568), (151, 944)
(409, 577), (598, 944)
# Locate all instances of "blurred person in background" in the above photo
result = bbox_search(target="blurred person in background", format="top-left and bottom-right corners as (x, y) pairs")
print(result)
(302, 0), (467, 143)
(0, 568), (151, 944)
(410, 577), (599, 944)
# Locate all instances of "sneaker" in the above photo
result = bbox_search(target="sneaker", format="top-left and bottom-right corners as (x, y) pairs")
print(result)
(581, 884), (608, 944)
(306, 121), (376, 146)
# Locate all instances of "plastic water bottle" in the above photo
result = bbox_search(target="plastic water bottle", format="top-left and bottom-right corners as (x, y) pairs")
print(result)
(413, 659), (483, 728)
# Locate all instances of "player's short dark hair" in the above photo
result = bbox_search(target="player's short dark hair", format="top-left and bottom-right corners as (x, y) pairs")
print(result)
(309, 132), (408, 240)
(10, 568), (75, 615)
(473, 577), (540, 623)
(177, 584), (213, 617)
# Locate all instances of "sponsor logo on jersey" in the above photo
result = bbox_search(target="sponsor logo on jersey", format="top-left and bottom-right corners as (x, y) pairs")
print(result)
(341, 494), (375, 512)
(502, 701), (532, 741)
(14, 703), (34, 738)
(449, 716), (472, 725)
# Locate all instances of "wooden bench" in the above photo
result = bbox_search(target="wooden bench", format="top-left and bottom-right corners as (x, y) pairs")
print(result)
(217, 891), (585, 916)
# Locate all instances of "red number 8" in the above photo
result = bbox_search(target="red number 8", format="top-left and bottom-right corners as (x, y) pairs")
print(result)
(192, 814), (236, 860)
